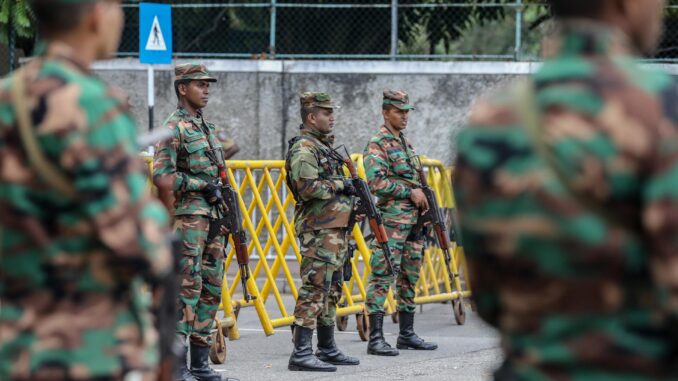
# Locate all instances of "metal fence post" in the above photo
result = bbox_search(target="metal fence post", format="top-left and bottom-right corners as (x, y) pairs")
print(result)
(390, 0), (398, 61)
(269, 0), (277, 58)
(8, 5), (16, 72)
(514, 0), (522, 61)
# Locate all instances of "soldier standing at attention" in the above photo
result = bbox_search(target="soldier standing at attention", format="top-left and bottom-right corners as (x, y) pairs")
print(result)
(285, 92), (360, 372)
(454, 0), (678, 379)
(153, 63), (237, 381)
(363, 90), (438, 356)
(0, 0), (173, 380)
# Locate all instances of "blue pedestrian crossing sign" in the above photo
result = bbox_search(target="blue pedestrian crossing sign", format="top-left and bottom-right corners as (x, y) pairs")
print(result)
(139, 3), (172, 64)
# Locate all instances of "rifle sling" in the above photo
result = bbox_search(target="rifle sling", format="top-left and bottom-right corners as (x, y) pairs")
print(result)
(11, 69), (77, 200)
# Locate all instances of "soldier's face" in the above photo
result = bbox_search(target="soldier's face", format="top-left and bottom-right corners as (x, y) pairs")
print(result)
(96, 0), (125, 59)
(383, 107), (409, 131)
(309, 108), (335, 134)
(624, 0), (665, 55)
(181, 80), (211, 110)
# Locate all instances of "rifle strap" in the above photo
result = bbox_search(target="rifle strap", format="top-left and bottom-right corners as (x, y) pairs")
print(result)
(395, 132), (423, 189)
(11, 68), (76, 200)
(515, 80), (634, 233)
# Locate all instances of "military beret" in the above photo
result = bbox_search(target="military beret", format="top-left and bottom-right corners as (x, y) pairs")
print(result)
(174, 63), (217, 83)
(300, 92), (338, 109)
(383, 89), (415, 110)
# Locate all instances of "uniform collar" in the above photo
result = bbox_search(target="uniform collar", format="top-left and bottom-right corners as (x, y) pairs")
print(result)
(300, 125), (335, 146)
(551, 20), (634, 58)
(176, 106), (204, 126)
(378, 125), (406, 141)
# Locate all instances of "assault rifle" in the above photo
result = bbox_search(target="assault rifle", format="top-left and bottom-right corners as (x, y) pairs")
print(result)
(334, 148), (399, 276)
(208, 164), (255, 302)
(412, 157), (463, 306)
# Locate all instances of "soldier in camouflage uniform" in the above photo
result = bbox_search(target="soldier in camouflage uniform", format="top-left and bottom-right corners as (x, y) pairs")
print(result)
(363, 90), (438, 356)
(153, 64), (237, 381)
(0, 0), (173, 380)
(454, 0), (678, 379)
(285, 92), (360, 372)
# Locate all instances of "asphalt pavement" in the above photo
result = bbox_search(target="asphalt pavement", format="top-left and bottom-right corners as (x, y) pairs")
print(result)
(212, 295), (502, 381)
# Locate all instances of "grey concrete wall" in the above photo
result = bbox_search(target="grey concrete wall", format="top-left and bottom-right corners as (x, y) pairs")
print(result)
(94, 60), (530, 164)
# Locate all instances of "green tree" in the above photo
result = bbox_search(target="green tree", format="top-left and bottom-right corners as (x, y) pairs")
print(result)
(1, 0), (34, 44)
(399, 0), (509, 56)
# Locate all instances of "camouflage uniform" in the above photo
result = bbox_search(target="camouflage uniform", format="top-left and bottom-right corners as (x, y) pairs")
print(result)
(286, 92), (359, 372)
(455, 22), (678, 380)
(0, 42), (172, 381)
(285, 94), (352, 329)
(153, 64), (225, 349)
(364, 91), (423, 315)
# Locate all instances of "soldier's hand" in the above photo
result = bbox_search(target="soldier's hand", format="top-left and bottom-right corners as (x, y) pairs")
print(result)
(220, 226), (230, 236)
(410, 188), (429, 211)
(203, 183), (223, 205)
(342, 180), (357, 196)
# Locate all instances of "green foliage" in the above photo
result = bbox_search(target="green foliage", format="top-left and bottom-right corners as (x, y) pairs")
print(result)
(398, 0), (550, 58)
(399, 0), (509, 55)
(0, 0), (35, 44)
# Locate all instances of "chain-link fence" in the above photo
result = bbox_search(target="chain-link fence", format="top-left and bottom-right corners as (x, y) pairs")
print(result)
(118, 0), (678, 62)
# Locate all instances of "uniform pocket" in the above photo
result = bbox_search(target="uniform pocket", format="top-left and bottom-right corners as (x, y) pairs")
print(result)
(185, 135), (209, 154)
(183, 134), (215, 172)
(299, 231), (335, 263)
(387, 149), (413, 176)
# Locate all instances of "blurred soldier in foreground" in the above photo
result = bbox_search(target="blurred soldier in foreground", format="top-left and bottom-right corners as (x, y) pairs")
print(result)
(363, 90), (437, 356)
(0, 0), (173, 380)
(153, 63), (237, 381)
(455, 0), (678, 379)
(285, 92), (360, 372)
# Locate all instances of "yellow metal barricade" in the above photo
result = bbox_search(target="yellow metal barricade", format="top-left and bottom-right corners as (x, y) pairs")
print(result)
(341, 155), (471, 327)
(219, 160), (369, 338)
(142, 154), (472, 341)
(414, 158), (472, 323)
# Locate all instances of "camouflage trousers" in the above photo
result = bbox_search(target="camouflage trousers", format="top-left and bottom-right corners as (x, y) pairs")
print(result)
(366, 221), (424, 314)
(293, 228), (348, 329)
(174, 215), (226, 347)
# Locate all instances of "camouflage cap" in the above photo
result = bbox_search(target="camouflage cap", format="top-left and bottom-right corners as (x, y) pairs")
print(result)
(174, 63), (217, 83)
(383, 89), (415, 110)
(300, 92), (338, 109)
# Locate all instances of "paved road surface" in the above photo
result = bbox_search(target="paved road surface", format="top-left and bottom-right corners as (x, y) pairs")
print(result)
(212, 296), (502, 381)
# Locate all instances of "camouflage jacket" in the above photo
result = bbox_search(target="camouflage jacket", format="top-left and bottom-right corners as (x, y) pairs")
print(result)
(455, 22), (678, 379)
(286, 127), (352, 235)
(0, 42), (172, 380)
(153, 107), (222, 218)
(364, 125), (420, 225)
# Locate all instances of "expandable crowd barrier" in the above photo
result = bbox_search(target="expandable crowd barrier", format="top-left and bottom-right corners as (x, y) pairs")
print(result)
(337, 156), (472, 332)
(142, 154), (472, 358)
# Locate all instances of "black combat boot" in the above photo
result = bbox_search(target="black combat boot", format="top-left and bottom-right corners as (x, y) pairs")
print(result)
(366, 312), (399, 356)
(176, 341), (197, 381)
(315, 325), (360, 365)
(189, 343), (239, 381)
(288, 325), (337, 372)
(396, 311), (438, 350)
